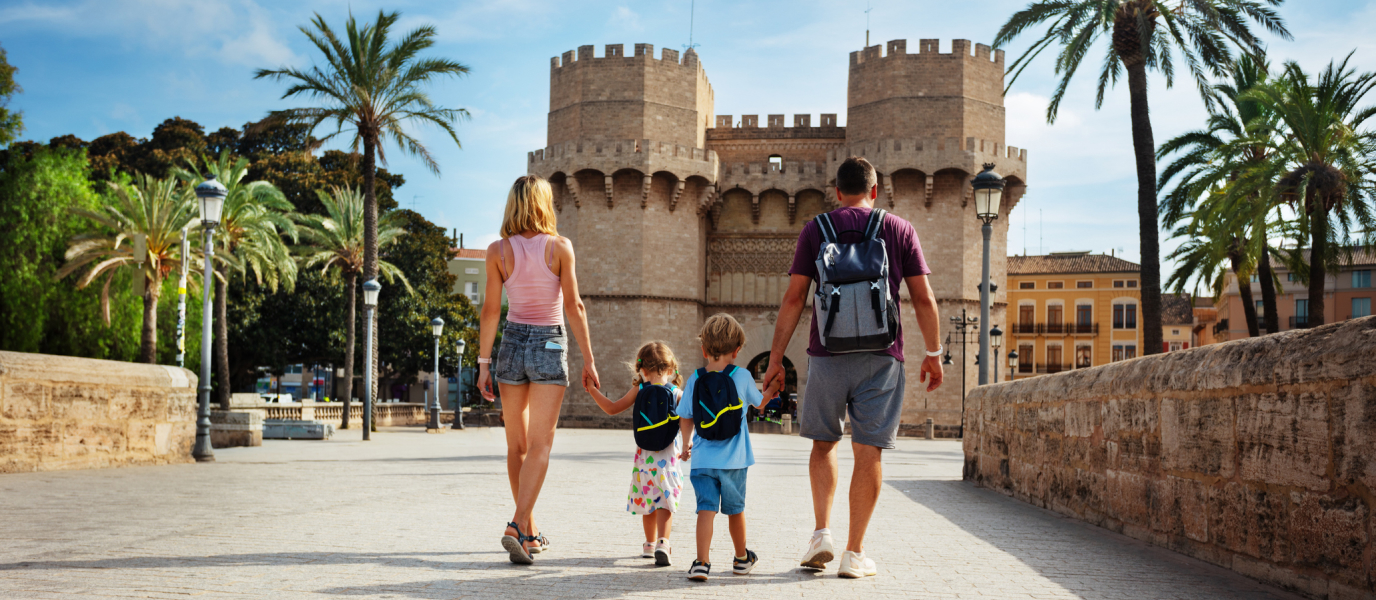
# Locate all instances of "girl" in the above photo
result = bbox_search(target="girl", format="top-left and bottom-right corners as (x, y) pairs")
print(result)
(585, 341), (685, 566)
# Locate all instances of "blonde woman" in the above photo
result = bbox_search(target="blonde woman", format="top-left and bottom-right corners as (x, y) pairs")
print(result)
(478, 175), (600, 565)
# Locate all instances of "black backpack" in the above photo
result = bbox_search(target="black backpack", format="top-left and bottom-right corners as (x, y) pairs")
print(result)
(812, 209), (899, 353)
(691, 366), (744, 441)
(633, 383), (679, 452)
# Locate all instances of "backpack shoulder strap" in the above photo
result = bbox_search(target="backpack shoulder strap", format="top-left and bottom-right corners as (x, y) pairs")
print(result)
(864, 209), (887, 240)
(695, 367), (708, 381)
(815, 212), (838, 244)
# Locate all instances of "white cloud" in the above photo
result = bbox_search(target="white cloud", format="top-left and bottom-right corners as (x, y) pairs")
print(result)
(608, 6), (642, 32)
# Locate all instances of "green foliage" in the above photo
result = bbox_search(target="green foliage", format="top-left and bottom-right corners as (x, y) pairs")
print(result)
(0, 43), (23, 147)
(376, 210), (476, 383)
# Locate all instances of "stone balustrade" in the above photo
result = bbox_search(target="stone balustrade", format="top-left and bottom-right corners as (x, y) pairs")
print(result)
(0, 351), (197, 473)
(962, 316), (1376, 599)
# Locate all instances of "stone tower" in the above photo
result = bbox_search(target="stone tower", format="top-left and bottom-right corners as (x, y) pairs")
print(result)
(529, 40), (1027, 436)
(528, 44), (718, 425)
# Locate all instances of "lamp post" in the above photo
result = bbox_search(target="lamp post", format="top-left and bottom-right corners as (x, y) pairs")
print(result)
(1007, 350), (1019, 383)
(452, 338), (467, 430)
(428, 317), (445, 432)
(990, 325), (1003, 383)
(971, 163), (1006, 387)
(945, 309), (978, 437)
(362, 279), (381, 441)
(192, 175), (226, 462)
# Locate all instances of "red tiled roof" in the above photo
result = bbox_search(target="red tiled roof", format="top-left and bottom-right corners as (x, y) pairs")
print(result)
(450, 248), (485, 259)
(1008, 252), (1141, 275)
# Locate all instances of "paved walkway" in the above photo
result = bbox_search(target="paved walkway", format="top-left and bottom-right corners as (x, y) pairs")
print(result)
(1, 427), (1299, 599)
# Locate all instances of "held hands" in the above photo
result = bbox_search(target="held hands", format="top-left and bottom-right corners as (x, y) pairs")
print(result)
(581, 362), (600, 392)
(919, 354), (944, 392)
(678, 441), (692, 462)
(763, 377), (782, 401)
(761, 360), (786, 399)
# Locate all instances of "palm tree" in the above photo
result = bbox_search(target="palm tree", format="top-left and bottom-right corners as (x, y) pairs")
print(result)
(995, 0), (1290, 354)
(57, 175), (198, 363)
(294, 186), (411, 428)
(255, 10), (468, 393)
(1244, 54), (1376, 326)
(1159, 54), (1285, 334)
(175, 152), (298, 409)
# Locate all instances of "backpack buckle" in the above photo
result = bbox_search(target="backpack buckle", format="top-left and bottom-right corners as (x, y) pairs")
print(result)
(870, 281), (882, 290)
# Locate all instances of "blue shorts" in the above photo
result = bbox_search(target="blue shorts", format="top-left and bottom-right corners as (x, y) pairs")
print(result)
(690, 468), (747, 515)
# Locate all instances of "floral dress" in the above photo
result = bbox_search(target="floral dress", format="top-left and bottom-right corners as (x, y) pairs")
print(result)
(627, 389), (683, 515)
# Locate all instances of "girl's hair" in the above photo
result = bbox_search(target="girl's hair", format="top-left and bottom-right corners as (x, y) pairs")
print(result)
(629, 341), (684, 388)
(501, 175), (558, 238)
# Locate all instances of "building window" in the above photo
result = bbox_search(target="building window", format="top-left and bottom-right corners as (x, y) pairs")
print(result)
(1127, 280), (1138, 288)
(1255, 300), (1264, 313)
(1047, 305), (1063, 327)
(1114, 280), (1124, 288)
(465, 282), (479, 294)
(1075, 346), (1091, 368)
(1046, 345), (1063, 371)
(1020, 281), (1035, 289)
(769, 155), (783, 172)
(465, 267), (479, 275)
(1077, 305), (1093, 326)
(1018, 344), (1034, 373)
(1250, 273), (1259, 282)
(1296, 298), (1309, 317)
(1077, 280), (1093, 288)
(286, 364), (303, 374)
(1355, 270), (1372, 288)
(1019, 305), (1034, 326)
(1047, 281), (1064, 289)
(1354, 297), (1372, 318)
(1112, 303), (1136, 329)
(1287, 273), (1297, 282)
(1169, 342), (1183, 351)
(1171, 329), (1181, 335)
(1111, 344), (1137, 361)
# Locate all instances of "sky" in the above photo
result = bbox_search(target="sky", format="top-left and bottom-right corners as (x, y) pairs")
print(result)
(4, 0), (1376, 267)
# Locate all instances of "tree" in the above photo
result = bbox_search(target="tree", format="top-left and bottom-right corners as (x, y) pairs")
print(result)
(57, 175), (199, 363)
(995, 0), (1290, 354)
(1244, 54), (1376, 326)
(0, 42), (23, 147)
(293, 186), (410, 427)
(255, 9), (469, 397)
(175, 151), (297, 408)
(1159, 54), (1286, 334)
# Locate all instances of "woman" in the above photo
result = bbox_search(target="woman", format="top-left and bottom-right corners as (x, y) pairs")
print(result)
(478, 175), (599, 565)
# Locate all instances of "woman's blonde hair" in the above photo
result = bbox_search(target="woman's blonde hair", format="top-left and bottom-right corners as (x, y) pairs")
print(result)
(501, 175), (558, 238)
(629, 341), (685, 388)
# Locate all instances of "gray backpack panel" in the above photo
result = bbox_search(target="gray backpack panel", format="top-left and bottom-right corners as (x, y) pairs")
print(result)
(813, 209), (900, 353)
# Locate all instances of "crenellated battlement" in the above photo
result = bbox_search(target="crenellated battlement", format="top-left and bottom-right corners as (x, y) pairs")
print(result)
(551, 43), (701, 70)
(826, 137), (1027, 165)
(712, 114), (842, 129)
(529, 138), (716, 166)
(849, 39), (1004, 68)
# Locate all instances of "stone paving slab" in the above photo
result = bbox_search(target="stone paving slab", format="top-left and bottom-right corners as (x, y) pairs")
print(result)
(0, 427), (1301, 599)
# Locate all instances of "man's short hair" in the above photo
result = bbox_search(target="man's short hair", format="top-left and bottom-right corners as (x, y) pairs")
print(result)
(699, 313), (746, 360)
(836, 157), (877, 196)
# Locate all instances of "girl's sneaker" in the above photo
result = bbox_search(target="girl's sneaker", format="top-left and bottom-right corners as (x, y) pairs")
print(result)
(837, 550), (877, 579)
(687, 560), (710, 581)
(654, 539), (672, 566)
(732, 549), (759, 575)
(641, 542), (655, 559)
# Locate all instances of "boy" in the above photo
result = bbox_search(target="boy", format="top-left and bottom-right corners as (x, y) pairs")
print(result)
(677, 313), (780, 581)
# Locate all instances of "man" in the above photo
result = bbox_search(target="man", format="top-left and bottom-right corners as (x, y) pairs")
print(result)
(762, 156), (944, 579)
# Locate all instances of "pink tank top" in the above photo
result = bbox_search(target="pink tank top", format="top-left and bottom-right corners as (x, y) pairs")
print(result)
(502, 234), (564, 326)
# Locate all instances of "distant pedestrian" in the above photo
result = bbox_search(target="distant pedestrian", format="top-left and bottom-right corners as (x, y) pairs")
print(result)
(477, 175), (601, 565)
(763, 156), (944, 578)
(584, 341), (687, 566)
(678, 314), (780, 581)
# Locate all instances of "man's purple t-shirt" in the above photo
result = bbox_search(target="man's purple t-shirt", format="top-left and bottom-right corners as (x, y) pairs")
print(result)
(788, 207), (930, 362)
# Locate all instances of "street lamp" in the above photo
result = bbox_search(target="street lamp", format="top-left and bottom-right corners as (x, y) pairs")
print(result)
(191, 175), (226, 462)
(428, 317), (445, 432)
(1007, 350), (1019, 382)
(452, 338), (467, 430)
(362, 279), (381, 441)
(990, 325), (1003, 383)
(971, 163), (1006, 387)
(948, 310), (978, 437)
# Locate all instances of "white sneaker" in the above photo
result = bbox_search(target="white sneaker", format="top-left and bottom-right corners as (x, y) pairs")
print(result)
(642, 542), (655, 558)
(799, 530), (835, 570)
(654, 539), (672, 566)
(837, 550), (877, 579)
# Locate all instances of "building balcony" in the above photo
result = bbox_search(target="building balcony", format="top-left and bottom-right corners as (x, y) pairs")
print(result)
(1289, 315), (1312, 329)
(1011, 323), (1099, 336)
(1011, 323), (1038, 335)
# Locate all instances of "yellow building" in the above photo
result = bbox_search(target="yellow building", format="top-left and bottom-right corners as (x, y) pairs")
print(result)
(1006, 252), (1142, 379)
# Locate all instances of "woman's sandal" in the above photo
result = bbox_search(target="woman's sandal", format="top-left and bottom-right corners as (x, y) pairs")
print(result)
(529, 534), (550, 554)
(500, 522), (535, 565)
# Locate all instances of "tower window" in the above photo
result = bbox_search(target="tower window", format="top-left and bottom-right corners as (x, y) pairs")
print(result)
(769, 155), (783, 172)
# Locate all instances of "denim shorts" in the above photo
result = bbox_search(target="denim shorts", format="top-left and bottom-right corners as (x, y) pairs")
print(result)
(494, 322), (569, 387)
(690, 468), (747, 515)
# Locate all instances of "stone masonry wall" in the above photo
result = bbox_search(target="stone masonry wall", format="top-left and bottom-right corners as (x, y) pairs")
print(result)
(963, 316), (1376, 599)
(0, 351), (198, 473)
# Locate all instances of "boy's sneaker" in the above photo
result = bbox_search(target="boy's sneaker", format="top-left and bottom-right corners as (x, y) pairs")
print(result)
(654, 539), (672, 566)
(800, 530), (835, 570)
(732, 549), (759, 575)
(687, 560), (710, 581)
(641, 542), (655, 559)
(837, 550), (877, 579)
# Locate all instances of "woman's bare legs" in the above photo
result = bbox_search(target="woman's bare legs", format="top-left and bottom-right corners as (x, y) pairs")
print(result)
(501, 381), (565, 551)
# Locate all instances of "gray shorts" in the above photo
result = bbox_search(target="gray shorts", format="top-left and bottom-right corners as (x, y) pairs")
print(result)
(494, 322), (569, 387)
(800, 353), (905, 449)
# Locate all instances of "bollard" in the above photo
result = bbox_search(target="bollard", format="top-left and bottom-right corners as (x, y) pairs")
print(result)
(782, 414), (792, 435)
(925, 418), (934, 440)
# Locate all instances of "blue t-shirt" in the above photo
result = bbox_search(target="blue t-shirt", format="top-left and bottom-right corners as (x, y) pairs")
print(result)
(677, 365), (764, 471)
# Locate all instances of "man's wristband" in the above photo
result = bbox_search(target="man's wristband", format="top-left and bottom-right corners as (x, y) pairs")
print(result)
(925, 345), (944, 358)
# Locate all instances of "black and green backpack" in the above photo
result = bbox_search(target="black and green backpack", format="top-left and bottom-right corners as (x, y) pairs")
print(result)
(633, 383), (679, 452)
(691, 366), (744, 441)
